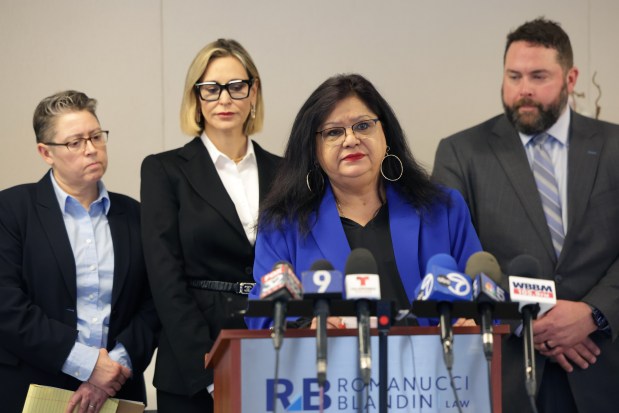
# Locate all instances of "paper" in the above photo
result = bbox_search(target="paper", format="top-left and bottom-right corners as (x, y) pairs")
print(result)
(22, 384), (144, 413)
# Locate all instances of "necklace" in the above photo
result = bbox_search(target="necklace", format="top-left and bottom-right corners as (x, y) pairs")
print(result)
(335, 198), (383, 219)
(336, 200), (344, 216)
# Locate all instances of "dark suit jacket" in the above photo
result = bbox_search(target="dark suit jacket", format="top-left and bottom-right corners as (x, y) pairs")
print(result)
(433, 111), (619, 413)
(140, 138), (281, 397)
(0, 173), (159, 413)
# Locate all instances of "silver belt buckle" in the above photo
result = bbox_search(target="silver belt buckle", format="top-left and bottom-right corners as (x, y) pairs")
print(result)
(238, 282), (255, 295)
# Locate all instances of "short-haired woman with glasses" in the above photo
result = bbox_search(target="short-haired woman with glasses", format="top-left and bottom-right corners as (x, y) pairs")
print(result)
(140, 39), (280, 412)
(246, 74), (481, 330)
(0, 90), (159, 413)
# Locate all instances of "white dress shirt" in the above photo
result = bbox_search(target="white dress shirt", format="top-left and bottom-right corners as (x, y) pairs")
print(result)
(201, 133), (260, 245)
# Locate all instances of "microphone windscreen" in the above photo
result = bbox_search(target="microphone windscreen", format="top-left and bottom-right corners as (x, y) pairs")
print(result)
(465, 251), (502, 283)
(507, 255), (541, 277)
(345, 248), (378, 275)
(310, 259), (335, 271)
(425, 253), (458, 274)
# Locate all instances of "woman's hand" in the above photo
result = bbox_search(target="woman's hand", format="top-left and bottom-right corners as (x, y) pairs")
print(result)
(453, 318), (477, 327)
(310, 316), (346, 329)
(65, 382), (109, 413)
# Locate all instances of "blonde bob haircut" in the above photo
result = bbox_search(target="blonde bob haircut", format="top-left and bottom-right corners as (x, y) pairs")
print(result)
(180, 38), (264, 137)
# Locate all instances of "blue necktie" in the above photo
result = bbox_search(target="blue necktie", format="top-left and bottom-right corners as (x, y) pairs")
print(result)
(532, 133), (564, 258)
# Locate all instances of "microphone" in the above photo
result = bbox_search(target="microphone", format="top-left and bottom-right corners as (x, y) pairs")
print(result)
(466, 251), (505, 361)
(260, 261), (303, 350)
(344, 248), (381, 385)
(301, 259), (343, 386)
(507, 255), (556, 399)
(414, 253), (472, 370)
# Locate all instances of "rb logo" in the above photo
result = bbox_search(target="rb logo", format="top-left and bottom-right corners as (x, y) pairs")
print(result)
(266, 378), (331, 411)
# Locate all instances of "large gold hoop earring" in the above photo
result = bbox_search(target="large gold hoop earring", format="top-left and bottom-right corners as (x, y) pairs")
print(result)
(380, 146), (403, 182)
(306, 167), (325, 193)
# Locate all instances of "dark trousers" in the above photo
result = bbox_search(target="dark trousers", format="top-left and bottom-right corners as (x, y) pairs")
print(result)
(537, 362), (578, 413)
(157, 388), (214, 413)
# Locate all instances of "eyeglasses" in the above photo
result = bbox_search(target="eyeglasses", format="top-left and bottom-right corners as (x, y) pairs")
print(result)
(316, 118), (380, 146)
(44, 130), (109, 152)
(195, 78), (254, 101)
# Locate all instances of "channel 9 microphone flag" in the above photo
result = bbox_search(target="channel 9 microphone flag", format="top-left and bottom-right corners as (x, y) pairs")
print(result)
(301, 259), (343, 386)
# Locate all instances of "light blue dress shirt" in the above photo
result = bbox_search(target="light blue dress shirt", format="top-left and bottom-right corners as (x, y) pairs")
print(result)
(49, 172), (132, 381)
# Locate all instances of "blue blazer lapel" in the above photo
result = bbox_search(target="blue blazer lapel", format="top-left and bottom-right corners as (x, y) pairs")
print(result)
(387, 185), (421, 301)
(35, 173), (77, 300)
(309, 184), (351, 271)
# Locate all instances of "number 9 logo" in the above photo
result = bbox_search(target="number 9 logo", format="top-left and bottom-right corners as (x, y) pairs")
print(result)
(313, 270), (332, 293)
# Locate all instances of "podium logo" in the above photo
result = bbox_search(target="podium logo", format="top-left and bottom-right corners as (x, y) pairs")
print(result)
(266, 378), (330, 411)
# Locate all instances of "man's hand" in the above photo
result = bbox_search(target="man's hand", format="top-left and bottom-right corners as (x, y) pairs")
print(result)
(535, 336), (601, 372)
(533, 300), (597, 349)
(65, 382), (109, 413)
(87, 349), (131, 397)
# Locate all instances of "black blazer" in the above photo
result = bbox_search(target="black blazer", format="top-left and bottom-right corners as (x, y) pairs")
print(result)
(433, 111), (619, 413)
(0, 173), (159, 413)
(140, 138), (281, 396)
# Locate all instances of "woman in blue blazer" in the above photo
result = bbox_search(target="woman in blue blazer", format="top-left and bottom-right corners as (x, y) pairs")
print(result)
(247, 74), (481, 329)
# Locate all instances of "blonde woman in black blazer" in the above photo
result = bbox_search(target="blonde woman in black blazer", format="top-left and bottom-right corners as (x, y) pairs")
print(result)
(140, 39), (280, 413)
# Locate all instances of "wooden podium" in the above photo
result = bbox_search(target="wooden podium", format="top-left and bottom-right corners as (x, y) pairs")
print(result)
(206, 325), (509, 413)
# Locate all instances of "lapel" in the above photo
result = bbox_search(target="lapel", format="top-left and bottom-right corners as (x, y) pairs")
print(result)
(35, 173), (77, 300)
(561, 112), (603, 264)
(387, 185), (421, 300)
(488, 116), (557, 262)
(178, 137), (246, 239)
(107, 196), (130, 307)
(254, 141), (279, 203)
(309, 184), (351, 271)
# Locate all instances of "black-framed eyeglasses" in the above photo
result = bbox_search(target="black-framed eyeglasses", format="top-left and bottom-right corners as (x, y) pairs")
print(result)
(195, 78), (254, 101)
(316, 118), (380, 146)
(44, 130), (109, 152)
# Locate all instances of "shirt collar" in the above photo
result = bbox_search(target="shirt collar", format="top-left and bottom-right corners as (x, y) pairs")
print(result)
(49, 170), (110, 214)
(519, 106), (571, 147)
(200, 132), (256, 166)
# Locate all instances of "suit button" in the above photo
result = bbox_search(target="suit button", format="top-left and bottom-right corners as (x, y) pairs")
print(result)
(245, 267), (253, 275)
(554, 274), (563, 283)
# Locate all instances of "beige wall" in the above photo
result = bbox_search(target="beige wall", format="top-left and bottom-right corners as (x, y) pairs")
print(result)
(2, 0), (618, 409)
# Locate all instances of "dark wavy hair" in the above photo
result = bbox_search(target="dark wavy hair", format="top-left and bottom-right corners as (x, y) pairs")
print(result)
(504, 17), (573, 72)
(259, 73), (447, 235)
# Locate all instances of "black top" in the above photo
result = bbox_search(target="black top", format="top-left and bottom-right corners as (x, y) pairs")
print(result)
(340, 204), (410, 312)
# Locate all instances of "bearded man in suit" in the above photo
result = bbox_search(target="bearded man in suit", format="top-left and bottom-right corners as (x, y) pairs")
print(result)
(433, 18), (619, 413)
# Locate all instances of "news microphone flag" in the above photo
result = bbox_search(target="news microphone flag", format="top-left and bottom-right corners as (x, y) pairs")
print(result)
(508, 276), (556, 316)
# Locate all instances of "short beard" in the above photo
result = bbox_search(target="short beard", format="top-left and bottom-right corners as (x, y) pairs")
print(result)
(502, 83), (568, 135)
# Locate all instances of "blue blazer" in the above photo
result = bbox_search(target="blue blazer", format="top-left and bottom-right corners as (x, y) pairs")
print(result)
(247, 184), (481, 329)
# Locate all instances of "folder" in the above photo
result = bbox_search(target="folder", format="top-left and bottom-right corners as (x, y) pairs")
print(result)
(22, 384), (144, 413)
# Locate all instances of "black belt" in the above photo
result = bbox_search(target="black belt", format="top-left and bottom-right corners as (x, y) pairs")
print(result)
(187, 279), (256, 295)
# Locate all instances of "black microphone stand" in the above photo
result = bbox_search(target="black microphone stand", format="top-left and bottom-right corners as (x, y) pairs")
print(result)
(376, 300), (391, 413)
